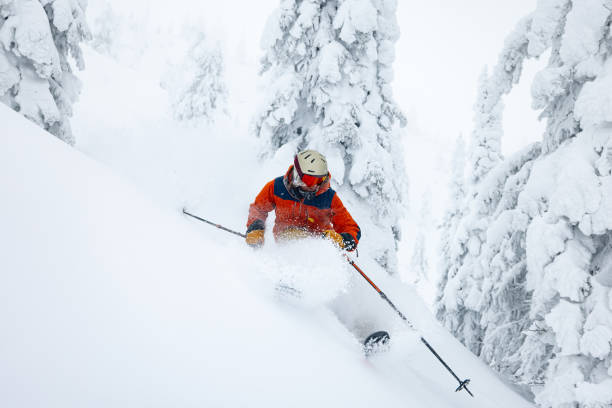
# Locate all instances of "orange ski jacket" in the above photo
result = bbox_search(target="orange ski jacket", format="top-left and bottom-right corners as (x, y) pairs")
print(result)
(247, 166), (361, 245)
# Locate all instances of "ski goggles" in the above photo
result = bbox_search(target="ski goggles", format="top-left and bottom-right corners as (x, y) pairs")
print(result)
(293, 159), (328, 187)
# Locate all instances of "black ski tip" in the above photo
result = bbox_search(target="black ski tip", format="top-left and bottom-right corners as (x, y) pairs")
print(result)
(363, 331), (390, 356)
(364, 330), (390, 345)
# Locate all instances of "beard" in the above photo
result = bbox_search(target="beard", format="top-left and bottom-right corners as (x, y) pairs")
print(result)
(298, 188), (316, 201)
(289, 182), (317, 201)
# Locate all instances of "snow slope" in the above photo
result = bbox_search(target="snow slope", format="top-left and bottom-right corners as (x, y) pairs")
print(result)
(0, 104), (533, 406)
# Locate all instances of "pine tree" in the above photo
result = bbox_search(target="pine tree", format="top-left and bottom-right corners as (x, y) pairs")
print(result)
(163, 34), (226, 122)
(0, 0), (90, 145)
(410, 192), (431, 285)
(256, 0), (407, 272)
(89, 1), (118, 57)
(437, 1), (612, 406)
(435, 135), (466, 319)
(469, 68), (503, 185)
(88, 1), (143, 66)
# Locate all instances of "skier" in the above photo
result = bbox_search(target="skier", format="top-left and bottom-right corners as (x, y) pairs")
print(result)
(245, 150), (360, 250)
(245, 150), (392, 355)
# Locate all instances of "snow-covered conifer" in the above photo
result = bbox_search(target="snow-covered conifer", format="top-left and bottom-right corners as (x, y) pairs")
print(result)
(163, 34), (226, 123)
(468, 10), (539, 184)
(410, 193), (431, 285)
(89, 1), (118, 57)
(88, 1), (144, 67)
(0, 0), (90, 144)
(469, 69), (504, 184)
(435, 136), (466, 318)
(437, 1), (612, 406)
(256, 0), (407, 272)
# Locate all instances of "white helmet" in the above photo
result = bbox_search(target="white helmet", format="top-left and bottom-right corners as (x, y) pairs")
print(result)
(294, 150), (328, 177)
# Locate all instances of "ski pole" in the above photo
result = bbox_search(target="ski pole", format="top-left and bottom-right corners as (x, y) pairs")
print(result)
(182, 208), (246, 238)
(345, 256), (474, 397)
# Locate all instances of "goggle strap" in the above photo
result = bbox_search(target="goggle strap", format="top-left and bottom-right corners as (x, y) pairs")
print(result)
(294, 157), (304, 178)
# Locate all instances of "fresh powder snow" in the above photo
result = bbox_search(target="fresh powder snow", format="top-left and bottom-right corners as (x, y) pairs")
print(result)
(0, 103), (532, 407)
(6, 0), (605, 407)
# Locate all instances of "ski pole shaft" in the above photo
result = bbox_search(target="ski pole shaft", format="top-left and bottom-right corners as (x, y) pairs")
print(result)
(420, 338), (474, 397)
(345, 256), (473, 397)
(345, 257), (415, 329)
(182, 208), (246, 238)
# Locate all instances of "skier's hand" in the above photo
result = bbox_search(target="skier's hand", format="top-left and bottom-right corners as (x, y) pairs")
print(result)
(340, 233), (357, 251)
(323, 230), (344, 248)
(246, 230), (264, 248)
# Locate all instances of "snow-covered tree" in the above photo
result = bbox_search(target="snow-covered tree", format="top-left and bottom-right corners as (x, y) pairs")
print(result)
(470, 69), (503, 184)
(0, 0), (90, 145)
(410, 192), (431, 285)
(255, 0), (407, 272)
(437, 1), (612, 406)
(88, 0), (157, 69)
(163, 34), (226, 122)
(89, 1), (119, 57)
(435, 135), (466, 318)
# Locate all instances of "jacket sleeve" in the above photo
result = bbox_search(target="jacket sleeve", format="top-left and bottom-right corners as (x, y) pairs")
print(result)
(330, 194), (361, 244)
(247, 180), (276, 232)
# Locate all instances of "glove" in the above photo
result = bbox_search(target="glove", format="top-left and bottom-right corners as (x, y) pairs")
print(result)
(340, 232), (357, 251)
(245, 229), (264, 248)
(324, 230), (357, 251)
(323, 230), (345, 248)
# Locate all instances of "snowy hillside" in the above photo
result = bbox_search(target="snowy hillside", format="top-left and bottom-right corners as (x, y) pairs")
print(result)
(0, 103), (532, 406)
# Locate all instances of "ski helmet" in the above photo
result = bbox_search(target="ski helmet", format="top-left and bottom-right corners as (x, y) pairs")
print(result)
(293, 150), (329, 191)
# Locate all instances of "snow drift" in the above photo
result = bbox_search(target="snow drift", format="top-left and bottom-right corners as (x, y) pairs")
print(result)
(0, 104), (393, 407)
(0, 105), (531, 407)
